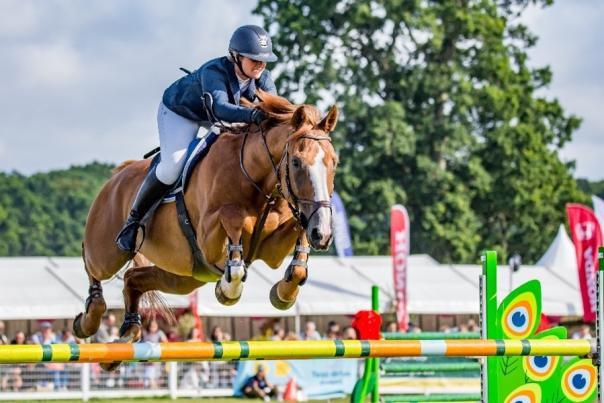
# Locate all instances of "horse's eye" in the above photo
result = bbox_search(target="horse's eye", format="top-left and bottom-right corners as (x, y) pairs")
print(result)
(292, 157), (301, 169)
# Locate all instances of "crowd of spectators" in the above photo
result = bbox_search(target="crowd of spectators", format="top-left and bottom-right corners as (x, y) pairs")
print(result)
(1, 315), (595, 395)
(0, 316), (358, 393)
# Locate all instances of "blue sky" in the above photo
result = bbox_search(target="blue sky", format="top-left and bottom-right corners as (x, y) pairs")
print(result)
(0, 1), (601, 180)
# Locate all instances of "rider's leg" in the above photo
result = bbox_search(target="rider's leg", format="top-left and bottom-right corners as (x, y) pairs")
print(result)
(115, 102), (201, 253)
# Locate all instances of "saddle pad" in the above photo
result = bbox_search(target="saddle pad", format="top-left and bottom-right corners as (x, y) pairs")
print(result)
(149, 130), (220, 203)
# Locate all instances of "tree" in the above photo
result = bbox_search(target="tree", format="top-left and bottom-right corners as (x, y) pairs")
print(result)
(0, 162), (113, 256)
(255, 0), (587, 262)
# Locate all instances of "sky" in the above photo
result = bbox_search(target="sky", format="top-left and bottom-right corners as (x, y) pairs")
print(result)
(0, 1), (601, 180)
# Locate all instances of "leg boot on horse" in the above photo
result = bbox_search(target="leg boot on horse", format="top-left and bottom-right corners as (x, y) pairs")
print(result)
(270, 241), (310, 310)
(73, 277), (107, 339)
(100, 264), (204, 371)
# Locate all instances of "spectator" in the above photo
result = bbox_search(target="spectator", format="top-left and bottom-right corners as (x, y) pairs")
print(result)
(467, 319), (480, 332)
(1, 332), (26, 391)
(142, 320), (167, 389)
(0, 321), (8, 345)
(167, 327), (181, 342)
(284, 331), (299, 340)
(271, 325), (285, 341)
(385, 321), (398, 333)
(180, 328), (210, 389)
(11, 331), (27, 345)
(572, 324), (593, 340)
(300, 321), (321, 340)
(210, 326), (226, 342)
(242, 365), (278, 401)
(61, 329), (77, 344)
(31, 321), (58, 345)
(93, 313), (117, 343)
(325, 321), (341, 340)
(342, 326), (357, 340)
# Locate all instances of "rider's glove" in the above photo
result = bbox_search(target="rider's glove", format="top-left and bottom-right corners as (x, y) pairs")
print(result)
(251, 109), (267, 124)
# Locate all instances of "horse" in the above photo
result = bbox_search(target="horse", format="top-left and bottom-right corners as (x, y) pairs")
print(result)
(72, 91), (339, 368)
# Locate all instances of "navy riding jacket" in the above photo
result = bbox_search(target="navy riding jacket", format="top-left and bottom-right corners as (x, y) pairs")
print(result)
(162, 56), (276, 124)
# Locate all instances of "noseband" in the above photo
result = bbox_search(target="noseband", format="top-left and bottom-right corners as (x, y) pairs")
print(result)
(239, 126), (333, 230)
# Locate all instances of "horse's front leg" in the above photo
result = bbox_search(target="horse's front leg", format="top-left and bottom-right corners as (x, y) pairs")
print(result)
(270, 234), (310, 310)
(214, 205), (248, 306)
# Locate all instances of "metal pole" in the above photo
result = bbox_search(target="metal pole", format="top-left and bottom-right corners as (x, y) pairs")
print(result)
(371, 285), (379, 403)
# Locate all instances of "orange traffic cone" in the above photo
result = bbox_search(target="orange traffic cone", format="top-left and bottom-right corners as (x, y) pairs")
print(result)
(283, 377), (298, 402)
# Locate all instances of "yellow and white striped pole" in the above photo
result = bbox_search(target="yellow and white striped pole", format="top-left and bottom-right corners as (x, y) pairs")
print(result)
(0, 339), (595, 364)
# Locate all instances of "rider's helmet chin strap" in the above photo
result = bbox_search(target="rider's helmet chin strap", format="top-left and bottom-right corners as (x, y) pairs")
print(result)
(230, 51), (253, 80)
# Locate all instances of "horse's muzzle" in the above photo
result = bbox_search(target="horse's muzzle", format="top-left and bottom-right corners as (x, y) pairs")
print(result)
(308, 227), (333, 251)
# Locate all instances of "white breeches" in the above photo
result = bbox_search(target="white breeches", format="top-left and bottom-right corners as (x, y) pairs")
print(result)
(155, 102), (208, 185)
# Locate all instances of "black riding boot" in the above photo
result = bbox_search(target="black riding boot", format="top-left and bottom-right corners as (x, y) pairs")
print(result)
(115, 167), (172, 253)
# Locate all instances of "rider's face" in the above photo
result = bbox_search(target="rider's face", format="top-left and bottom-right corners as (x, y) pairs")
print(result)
(239, 56), (266, 80)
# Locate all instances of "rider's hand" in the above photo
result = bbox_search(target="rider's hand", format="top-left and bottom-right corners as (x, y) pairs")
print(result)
(251, 109), (267, 124)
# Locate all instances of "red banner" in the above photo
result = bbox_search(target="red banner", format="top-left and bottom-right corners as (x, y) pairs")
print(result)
(391, 205), (410, 332)
(567, 203), (603, 322)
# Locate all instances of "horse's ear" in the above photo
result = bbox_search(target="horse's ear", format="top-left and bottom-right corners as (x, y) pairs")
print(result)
(318, 105), (339, 133)
(291, 105), (316, 130)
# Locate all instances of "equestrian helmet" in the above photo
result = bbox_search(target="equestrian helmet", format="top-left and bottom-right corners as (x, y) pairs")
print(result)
(229, 25), (277, 63)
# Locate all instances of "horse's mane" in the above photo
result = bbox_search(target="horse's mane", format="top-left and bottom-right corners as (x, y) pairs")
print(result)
(241, 90), (321, 138)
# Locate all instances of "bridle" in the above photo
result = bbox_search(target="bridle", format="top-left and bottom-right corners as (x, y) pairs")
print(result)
(239, 124), (333, 230)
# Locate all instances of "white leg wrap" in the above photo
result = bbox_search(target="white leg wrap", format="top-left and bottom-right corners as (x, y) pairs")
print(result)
(219, 262), (246, 300)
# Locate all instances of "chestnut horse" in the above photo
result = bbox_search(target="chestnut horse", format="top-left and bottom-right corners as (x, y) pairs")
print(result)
(73, 91), (338, 359)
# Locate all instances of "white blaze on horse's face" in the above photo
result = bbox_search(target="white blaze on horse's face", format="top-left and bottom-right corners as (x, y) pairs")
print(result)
(307, 145), (333, 248)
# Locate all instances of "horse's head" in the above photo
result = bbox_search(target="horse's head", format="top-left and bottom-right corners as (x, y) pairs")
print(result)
(284, 104), (339, 250)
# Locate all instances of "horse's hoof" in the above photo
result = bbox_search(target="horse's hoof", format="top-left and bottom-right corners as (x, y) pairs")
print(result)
(100, 361), (122, 372)
(72, 312), (90, 339)
(269, 283), (296, 310)
(214, 281), (241, 306)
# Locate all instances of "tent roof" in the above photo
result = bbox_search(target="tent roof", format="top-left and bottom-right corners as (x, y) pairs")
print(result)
(0, 252), (584, 319)
(0, 257), (190, 320)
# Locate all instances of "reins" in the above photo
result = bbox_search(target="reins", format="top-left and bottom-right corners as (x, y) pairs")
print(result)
(239, 124), (332, 263)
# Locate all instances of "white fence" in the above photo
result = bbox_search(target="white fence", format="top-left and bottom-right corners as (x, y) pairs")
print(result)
(0, 361), (235, 400)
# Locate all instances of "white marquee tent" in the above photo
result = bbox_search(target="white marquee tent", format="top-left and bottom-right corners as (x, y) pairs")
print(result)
(0, 237), (584, 320)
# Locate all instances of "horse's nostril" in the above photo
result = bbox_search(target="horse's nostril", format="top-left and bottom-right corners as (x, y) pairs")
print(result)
(311, 228), (321, 242)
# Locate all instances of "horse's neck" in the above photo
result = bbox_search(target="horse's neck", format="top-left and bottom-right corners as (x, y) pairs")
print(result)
(244, 124), (289, 193)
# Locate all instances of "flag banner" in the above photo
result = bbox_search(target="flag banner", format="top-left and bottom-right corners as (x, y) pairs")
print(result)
(391, 204), (410, 331)
(566, 203), (603, 322)
(332, 191), (354, 257)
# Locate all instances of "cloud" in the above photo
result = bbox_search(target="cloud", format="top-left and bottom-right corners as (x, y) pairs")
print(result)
(0, 0), (40, 38)
(16, 41), (83, 88)
(0, 0), (262, 174)
(522, 2), (604, 180)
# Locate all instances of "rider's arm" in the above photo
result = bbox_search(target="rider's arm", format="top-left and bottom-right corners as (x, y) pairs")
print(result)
(201, 68), (255, 124)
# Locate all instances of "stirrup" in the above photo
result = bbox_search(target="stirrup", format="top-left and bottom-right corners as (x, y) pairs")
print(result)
(115, 220), (143, 253)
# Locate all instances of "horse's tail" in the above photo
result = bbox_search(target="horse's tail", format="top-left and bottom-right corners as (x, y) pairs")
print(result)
(140, 290), (176, 326)
(112, 160), (137, 175)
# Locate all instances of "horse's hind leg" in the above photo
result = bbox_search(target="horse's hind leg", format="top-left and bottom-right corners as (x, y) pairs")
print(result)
(100, 265), (204, 371)
(73, 247), (107, 339)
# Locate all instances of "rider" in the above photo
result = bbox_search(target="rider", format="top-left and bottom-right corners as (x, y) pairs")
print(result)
(115, 25), (278, 253)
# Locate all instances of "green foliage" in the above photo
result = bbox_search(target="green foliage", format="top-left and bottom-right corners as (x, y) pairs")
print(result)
(0, 162), (113, 256)
(255, 0), (589, 262)
(577, 178), (604, 200)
